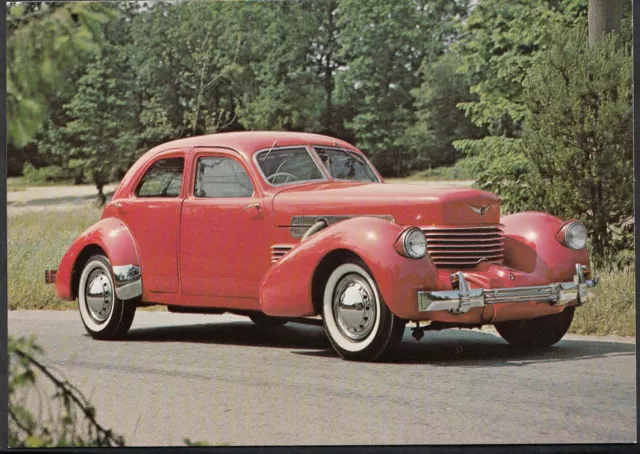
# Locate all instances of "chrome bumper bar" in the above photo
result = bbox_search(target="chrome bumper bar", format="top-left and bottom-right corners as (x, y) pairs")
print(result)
(418, 264), (599, 314)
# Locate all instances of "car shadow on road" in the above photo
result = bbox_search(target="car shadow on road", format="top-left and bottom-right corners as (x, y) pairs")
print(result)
(389, 329), (636, 367)
(125, 321), (331, 351)
(124, 320), (635, 366)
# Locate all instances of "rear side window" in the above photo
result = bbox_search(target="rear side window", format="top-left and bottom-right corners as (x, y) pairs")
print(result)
(195, 156), (254, 198)
(136, 158), (185, 197)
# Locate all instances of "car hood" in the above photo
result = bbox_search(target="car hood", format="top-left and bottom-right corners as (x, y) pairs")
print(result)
(271, 182), (501, 227)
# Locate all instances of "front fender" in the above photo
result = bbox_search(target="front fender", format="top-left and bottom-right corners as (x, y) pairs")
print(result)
(55, 217), (142, 301)
(501, 212), (590, 282)
(259, 217), (438, 319)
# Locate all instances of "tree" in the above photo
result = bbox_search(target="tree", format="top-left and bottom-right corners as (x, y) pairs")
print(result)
(452, 0), (589, 211)
(6, 2), (116, 147)
(336, 0), (470, 176)
(520, 26), (632, 263)
(233, 0), (325, 132)
(60, 46), (140, 204)
(407, 52), (485, 169)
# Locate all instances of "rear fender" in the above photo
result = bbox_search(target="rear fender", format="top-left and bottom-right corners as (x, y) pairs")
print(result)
(259, 217), (438, 319)
(501, 212), (590, 282)
(55, 217), (142, 301)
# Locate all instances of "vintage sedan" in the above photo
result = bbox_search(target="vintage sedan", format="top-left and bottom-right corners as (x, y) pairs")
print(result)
(46, 131), (599, 361)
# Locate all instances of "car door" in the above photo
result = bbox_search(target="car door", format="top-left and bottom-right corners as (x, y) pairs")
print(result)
(179, 148), (269, 300)
(115, 150), (186, 294)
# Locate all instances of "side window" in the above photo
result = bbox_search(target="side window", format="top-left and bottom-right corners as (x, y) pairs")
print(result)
(195, 156), (254, 198)
(136, 158), (185, 197)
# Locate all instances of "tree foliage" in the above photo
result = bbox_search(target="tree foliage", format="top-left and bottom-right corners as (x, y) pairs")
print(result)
(407, 52), (485, 169)
(337, 0), (470, 176)
(520, 26), (632, 262)
(6, 2), (116, 147)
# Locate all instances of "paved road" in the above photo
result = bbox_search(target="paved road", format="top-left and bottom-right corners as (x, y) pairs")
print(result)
(9, 311), (635, 446)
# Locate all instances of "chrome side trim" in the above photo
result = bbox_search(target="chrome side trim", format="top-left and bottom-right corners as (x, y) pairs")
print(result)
(290, 214), (395, 238)
(418, 263), (599, 314)
(112, 265), (142, 300)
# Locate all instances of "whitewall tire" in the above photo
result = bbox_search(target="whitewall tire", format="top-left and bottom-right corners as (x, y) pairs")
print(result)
(78, 255), (137, 340)
(322, 260), (406, 361)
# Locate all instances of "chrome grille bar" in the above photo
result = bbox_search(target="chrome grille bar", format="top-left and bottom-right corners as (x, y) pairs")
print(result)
(422, 225), (505, 268)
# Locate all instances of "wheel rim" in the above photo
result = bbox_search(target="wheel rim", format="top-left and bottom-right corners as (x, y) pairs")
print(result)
(332, 273), (377, 341)
(84, 268), (114, 324)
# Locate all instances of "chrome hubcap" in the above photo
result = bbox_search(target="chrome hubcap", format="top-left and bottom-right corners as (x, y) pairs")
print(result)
(85, 269), (114, 323)
(333, 273), (377, 341)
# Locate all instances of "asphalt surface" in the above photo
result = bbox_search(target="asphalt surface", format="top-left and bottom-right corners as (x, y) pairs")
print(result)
(8, 310), (636, 446)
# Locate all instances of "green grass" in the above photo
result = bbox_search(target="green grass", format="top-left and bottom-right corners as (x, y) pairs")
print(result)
(8, 208), (103, 310)
(570, 265), (635, 337)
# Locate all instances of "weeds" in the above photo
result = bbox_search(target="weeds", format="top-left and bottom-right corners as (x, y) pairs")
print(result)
(8, 208), (102, 310)
(570, 265), (636, 337)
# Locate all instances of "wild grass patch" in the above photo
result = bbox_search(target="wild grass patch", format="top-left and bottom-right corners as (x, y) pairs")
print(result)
(8, 208), (102, 310)
(570, 265), (635, 337)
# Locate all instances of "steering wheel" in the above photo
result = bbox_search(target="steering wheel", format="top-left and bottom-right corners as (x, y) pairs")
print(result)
(267, 172), (299, 184)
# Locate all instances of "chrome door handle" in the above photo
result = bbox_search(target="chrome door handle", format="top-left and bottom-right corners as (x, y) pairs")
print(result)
(112, 202), (122, 208)
(243, 203), (261, 210)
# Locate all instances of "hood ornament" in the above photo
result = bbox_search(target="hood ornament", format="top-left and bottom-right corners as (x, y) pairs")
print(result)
(469, 204), (492, 216)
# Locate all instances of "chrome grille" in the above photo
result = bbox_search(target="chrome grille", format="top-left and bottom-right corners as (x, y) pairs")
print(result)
(290, 214), (394, 238)
(422, 225), (505, 268)
(270, 244), (294, 263)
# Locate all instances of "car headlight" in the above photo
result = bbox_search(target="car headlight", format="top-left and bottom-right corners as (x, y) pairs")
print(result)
(557, 221), (587, 250)
(395, 227), (427, 259)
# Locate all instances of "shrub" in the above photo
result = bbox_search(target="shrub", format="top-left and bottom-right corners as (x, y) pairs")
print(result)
(520, 26), (633, 264)
(22, 162), (71, 184)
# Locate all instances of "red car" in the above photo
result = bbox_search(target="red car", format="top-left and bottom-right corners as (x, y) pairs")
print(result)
(46, 131), (599, 361)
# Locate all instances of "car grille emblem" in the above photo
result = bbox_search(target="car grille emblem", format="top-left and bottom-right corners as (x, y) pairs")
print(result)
(469, 204), (492, 215)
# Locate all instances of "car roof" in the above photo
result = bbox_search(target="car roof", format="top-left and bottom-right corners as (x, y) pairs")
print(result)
(144, 131), (361, 161)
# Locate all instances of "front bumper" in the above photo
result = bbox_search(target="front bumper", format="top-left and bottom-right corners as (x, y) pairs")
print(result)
(418, 263), (599, 314)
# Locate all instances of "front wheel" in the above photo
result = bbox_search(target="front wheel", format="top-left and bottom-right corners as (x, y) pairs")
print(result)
(322, 260), (406, 361)
(78, 255), (137, 340)
(494, 306), (575, 347)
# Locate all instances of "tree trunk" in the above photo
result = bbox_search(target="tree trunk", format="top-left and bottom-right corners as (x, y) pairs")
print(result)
(588, 0), (622, 45)
(96, 182), (106, 206)
(324, 2), (335, 133)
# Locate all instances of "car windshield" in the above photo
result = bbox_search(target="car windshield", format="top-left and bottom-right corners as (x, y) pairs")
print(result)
(314, 147), (379, 182)
(256, 147), (325, 185)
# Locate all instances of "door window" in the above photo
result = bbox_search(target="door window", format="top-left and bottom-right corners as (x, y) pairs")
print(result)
(194, 156), (254, 198)
(136, 157), (185, 197)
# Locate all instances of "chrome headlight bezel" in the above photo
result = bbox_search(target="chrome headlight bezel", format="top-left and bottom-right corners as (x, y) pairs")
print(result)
(557, 221), (587, 250)
(395, 227), (428, 259)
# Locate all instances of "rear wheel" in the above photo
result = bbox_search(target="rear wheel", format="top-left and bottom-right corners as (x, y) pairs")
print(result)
(322, 260), (406, 361)
(78, 255), (136, 340)
(494, 307), (575, 347)
(248, 312), (288, 327)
